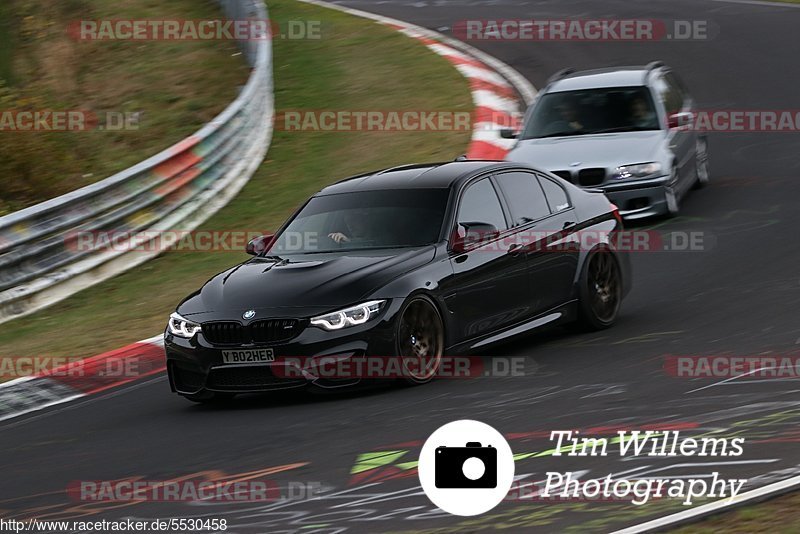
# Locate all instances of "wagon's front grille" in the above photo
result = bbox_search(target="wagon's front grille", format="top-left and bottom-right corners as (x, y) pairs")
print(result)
(578, 168), (606, 186)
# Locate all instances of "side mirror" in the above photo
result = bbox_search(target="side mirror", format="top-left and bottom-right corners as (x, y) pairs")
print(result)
(667, 111), (693, 129)
(500, 128), (518, 139)
(451, 222), (499, 253)
(246, 233), (275, 255)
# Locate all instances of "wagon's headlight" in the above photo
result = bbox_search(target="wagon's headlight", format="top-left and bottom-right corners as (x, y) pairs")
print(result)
(612, 162), (662, 180)
(310, 300), (386, 331)
(168, 312), (202, 338)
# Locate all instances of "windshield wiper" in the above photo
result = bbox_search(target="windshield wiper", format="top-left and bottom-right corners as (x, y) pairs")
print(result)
(588, 126), (654, 134)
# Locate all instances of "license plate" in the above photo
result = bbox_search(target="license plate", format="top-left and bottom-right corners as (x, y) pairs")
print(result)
(222, 348), (274, 364)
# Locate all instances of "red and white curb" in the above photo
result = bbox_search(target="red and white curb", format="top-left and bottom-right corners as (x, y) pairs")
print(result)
(298, 0), (537, 160)
(0, 336), (165, 422)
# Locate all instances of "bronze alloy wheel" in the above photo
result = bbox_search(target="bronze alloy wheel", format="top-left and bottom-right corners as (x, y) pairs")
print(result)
(397, 296), (444, 384)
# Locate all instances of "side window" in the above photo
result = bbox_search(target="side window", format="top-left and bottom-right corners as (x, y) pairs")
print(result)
(494, 172), (550, 225)
(538, 175), (571, 213)
(664, 72), (687, 109)
(653, 74), (682, 115)
(457, 178), (507, 232)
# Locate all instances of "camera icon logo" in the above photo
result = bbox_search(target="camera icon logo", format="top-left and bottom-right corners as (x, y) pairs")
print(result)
(418, 420), (514, 516)
(435, 442), (497, 489)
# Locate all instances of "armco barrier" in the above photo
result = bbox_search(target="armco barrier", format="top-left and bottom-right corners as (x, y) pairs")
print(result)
(0, 0), (273, 324)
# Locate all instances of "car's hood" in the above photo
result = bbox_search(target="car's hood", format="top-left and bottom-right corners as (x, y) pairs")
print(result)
(177, 247), (436, 319)
(506, 130), (665, 170)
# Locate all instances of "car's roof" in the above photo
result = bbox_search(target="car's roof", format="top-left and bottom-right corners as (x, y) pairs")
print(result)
(548, 66), (656, 92)
(317, 161), (519, 195)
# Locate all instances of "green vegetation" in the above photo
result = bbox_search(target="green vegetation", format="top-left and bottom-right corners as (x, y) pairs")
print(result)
(0, 0), (472, 364)
(0, 2), (12, 83)
(0, 0), (249, 214)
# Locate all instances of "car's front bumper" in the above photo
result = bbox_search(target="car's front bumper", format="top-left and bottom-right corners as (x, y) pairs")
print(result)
(165, 303), (401, 396)
(597, 175), (671, 220)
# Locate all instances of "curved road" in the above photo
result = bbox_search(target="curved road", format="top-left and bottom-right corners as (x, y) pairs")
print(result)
(2, 0), (800, 532)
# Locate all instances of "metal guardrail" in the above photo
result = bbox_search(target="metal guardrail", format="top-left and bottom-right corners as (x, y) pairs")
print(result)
(0, 0), (274, 324)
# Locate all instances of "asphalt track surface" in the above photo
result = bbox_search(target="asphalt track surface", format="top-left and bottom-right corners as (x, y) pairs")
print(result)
(2, 0), (800, 532)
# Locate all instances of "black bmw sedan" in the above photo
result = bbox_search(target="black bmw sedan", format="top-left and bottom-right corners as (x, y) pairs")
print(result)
(165, 161), (631, 402)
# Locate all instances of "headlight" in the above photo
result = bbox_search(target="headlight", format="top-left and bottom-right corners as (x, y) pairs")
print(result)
(167, 312), (202, 338)
(612, 162), (662, 180)
(310, 300), (386, 331)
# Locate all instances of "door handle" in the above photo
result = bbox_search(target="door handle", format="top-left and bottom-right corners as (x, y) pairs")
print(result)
(563, 221), (576, 230)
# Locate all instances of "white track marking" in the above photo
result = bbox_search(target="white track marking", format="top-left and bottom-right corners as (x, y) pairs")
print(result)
(685, 366), (779, 394)
(611, 474), (800, 533)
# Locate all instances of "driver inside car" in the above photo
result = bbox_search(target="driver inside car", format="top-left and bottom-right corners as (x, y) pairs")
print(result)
(555, 96), (585, 132)
(328, 209), (371, 244)
(628, 95), (658, 129)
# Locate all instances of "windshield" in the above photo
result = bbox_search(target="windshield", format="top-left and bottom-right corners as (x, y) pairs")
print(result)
(268, 189), (450, 254)
(521, 86), (660, 139)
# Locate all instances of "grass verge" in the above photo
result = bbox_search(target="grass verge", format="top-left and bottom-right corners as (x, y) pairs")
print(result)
(0, 2), (12, 83)
(0, 0), (472, 364)
(671, 490), (800, 533)
(0, 0), (249, 214)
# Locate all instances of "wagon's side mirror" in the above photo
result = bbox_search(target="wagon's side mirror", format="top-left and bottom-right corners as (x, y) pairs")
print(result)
(668, 111), (693, 129)
(246, 233), (275, 255)
(451, 222), (499, 253)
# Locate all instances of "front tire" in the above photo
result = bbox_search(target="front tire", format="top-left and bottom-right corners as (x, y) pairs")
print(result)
(396, 295), (444, 385)
(575, 248), (622, 331)
(665, 165), (680, 217)
(693, 136), (710, 188)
